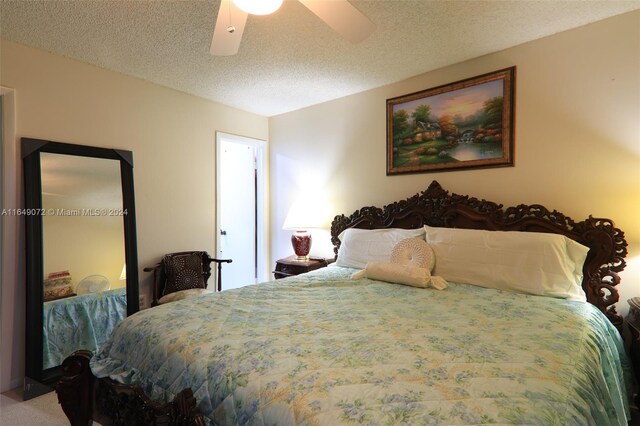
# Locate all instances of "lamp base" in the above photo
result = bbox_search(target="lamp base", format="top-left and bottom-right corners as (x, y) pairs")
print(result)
(291, 230), (311, 260)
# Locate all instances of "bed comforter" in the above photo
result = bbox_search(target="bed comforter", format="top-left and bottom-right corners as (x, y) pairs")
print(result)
(44, 287), (126, 370)
(91, 267), (632, 425)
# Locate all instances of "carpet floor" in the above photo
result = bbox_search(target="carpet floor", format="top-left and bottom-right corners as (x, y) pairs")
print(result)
(0, 388), (67, 426)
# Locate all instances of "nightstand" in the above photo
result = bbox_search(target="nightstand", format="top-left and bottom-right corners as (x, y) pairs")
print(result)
(626, 298), (640, 405)
(273, 256), (334, 279)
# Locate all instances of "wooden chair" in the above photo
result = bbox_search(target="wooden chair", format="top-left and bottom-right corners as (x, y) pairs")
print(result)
(144, 251), (231, 306)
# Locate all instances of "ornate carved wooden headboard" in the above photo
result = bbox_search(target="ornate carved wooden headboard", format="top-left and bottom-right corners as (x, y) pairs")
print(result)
(330, 181), (628, 331)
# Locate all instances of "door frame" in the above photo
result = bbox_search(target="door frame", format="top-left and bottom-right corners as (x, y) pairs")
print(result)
(0, 87), (20, 392)
(215, 132), (268, 285)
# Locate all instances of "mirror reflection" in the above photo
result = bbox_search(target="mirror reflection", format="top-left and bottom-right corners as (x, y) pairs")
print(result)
(40, 153), (127, 370)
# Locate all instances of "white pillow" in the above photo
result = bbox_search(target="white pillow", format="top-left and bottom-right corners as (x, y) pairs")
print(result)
(336, 227), (425, 269)
(424, 225), (589, 301)
(158, 288), (214, 304)
(390, 237), (435, 271)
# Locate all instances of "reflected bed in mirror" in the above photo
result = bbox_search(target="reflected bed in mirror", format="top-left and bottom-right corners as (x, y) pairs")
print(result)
(22, 138), (139, 399)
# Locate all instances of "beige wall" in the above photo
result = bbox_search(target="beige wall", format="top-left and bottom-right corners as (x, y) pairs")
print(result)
(270, 12), (640, 312)
(0, 40), (268, 391)
(43, 214), (126, 291)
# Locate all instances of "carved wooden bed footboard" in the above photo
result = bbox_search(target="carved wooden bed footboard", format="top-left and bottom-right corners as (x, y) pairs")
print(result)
(56, 350), (204, 425)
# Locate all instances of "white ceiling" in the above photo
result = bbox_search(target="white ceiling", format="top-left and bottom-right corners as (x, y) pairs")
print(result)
(40, 153), (123, 209)
(1, 1), (639, 117)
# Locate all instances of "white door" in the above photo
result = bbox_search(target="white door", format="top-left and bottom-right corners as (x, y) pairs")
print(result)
(216, 133), (267, 290)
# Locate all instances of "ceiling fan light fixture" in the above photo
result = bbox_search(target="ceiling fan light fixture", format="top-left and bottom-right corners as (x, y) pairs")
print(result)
(231, 0), (283, 15)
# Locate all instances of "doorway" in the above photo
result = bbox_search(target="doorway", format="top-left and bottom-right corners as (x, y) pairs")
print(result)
(216, 132), (267, 290)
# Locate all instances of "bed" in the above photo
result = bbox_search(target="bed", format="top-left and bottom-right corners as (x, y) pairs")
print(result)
(56, 181), (632, 425)
(43, 288), (127, 370)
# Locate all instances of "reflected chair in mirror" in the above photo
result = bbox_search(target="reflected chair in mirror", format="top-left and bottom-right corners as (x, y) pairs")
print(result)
(144, 251), (232, 306)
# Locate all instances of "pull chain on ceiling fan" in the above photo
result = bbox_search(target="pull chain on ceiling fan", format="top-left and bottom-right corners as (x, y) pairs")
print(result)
(210, 0), (375, 56)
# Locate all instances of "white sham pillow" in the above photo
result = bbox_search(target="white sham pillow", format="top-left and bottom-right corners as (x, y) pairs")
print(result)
(424, 225), (589, 301)
(336, 227), (425, 269)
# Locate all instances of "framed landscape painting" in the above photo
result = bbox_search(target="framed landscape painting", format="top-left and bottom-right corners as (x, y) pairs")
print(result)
(386, 67), (515, 175)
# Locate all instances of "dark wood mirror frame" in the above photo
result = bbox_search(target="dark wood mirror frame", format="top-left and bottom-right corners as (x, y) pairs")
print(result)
(22, 138), (139, 399)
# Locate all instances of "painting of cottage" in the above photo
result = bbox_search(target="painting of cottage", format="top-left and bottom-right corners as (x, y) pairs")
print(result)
(387, 68), (514, 174)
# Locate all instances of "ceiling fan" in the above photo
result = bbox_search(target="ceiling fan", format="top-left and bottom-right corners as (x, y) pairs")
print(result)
(211, 0), (376, 56)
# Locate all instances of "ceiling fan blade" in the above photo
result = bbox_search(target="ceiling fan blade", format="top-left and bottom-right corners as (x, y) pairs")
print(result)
(298, 0), (375, 44)
(210, 0), (249, 56)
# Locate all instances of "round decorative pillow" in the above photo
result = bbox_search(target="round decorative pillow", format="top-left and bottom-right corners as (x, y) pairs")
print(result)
(390, 237), (435, 271)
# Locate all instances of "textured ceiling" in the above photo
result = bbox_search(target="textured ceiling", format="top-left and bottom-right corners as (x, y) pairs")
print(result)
(1, 1), (639, 117)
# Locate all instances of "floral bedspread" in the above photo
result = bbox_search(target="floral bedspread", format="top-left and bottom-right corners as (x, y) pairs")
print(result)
(44, 287), (126, 369)
(91, 267), (632, 425)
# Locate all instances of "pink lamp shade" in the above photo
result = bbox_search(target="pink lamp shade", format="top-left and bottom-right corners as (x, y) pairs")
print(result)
(291, 230), (312, 260)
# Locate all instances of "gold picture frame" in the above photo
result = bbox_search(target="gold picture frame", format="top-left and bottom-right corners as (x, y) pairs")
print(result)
(387, 67), (515, 175)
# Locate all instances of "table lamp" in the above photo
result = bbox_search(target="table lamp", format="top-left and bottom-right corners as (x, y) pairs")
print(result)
(283, 196), (330, 260)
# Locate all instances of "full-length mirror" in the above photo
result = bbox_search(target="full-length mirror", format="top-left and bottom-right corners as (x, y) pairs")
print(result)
(23, 138), (139, 399)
